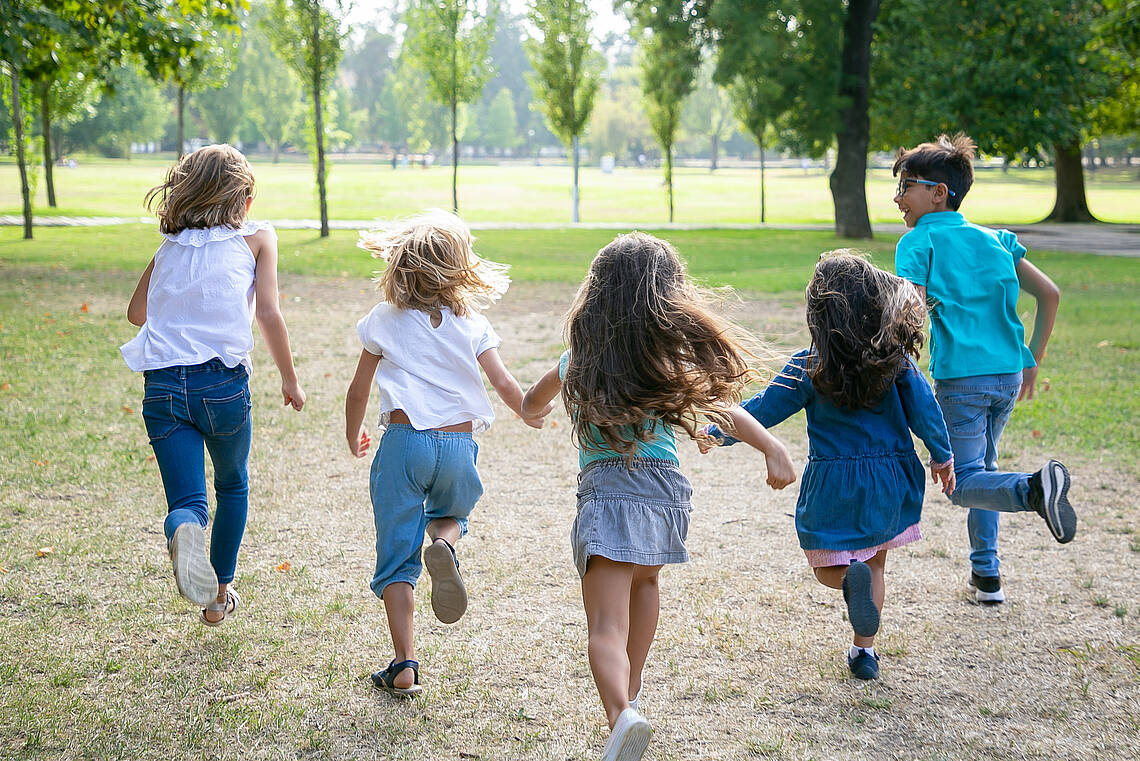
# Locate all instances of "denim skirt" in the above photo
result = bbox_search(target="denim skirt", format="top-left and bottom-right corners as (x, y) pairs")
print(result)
(572, 457), (692, 577)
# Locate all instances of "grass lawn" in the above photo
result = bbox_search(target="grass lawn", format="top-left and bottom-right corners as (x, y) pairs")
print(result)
(2, 156), (1139, 225)
(1, 227), (1137, 760)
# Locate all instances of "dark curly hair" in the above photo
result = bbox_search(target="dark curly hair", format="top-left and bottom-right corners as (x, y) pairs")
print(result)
(563, 232), (761, 459)
(892, 132), (976, 210)
(804, 251), (926, 410)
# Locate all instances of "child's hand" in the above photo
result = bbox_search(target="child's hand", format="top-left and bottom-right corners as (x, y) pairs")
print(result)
(521, 401), (555, 429)
(1017, 366), (1038, 401)
(282, 379), (306, 411)
(929, 457), (955, 495)
(696, 425), (719, 454)
(764, 442), (797, 490)
(348, 425), (371, 458)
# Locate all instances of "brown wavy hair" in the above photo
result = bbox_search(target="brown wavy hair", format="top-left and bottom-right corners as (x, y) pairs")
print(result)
(563, 232), (760, 458)
(145, 144), (255, 234)
(803, 251), (926, 410)
(358, 209), (510, 318)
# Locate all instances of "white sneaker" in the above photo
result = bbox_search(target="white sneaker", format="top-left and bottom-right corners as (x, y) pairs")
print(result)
(629, 684), (642, 714)
(170, 523), (218, 606)
(601, 708), (652, 761)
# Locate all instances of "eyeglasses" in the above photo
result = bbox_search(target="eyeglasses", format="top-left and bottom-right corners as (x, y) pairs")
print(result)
(896, 177), (956, 197)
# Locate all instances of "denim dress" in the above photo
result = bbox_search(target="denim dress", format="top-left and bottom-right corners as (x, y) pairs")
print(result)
(710, 351), (953, 552)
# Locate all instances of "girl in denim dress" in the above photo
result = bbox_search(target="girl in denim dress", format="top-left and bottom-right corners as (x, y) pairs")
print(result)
(122, 145), (306, 625)
(706, 252), (955, 681)
(522, 232), (795, 761)
(344, 211), (550, 698)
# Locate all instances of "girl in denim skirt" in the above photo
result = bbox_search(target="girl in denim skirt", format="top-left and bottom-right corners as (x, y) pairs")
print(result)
(705, 252), (955, 681)
(122, 145), (306, 625)
(344, 210), (550, 698)
(522, 232), (795, 761)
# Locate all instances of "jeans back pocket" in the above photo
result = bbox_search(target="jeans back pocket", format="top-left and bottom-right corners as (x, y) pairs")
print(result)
(202, 387), (251, 437)
(142, 394), (178, 442)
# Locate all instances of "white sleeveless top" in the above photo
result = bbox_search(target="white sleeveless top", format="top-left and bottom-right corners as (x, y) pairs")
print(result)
(356, 302), (501, 432)
(120, 221), (272, 374)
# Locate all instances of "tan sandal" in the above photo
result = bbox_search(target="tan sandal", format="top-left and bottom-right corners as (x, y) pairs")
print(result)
(200, 588), (240, 626)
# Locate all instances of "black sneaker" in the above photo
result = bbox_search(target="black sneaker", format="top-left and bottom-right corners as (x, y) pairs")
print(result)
(847, 648), (880, 680)
(968, 570), (1006, 604)
(842, 561), (880, 638)
(1027, 460), (1077, 543)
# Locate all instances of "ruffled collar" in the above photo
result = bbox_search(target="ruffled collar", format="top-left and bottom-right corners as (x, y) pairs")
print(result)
(162, 220), (273, 246)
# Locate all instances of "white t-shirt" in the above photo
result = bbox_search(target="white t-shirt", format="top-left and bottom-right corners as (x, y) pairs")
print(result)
(120, 221), (272, 374)
(356, 302), (501, 432)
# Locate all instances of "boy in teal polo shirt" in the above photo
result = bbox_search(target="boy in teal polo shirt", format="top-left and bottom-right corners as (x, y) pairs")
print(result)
(892, 133), (1077, 604)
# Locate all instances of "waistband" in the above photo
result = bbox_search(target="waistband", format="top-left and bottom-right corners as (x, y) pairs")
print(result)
(383, 423), (474, 439)
(934, 371), (1023, 390)
(145, 358), (246, 377)
(579, 456), (682, 478)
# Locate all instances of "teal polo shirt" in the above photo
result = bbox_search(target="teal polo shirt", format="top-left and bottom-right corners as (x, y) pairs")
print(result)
(559, 351), (678, 468)
(895, 211), (1036, 381)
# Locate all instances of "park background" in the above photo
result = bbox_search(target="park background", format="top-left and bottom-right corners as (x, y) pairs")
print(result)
(2, 1), (1139, 760)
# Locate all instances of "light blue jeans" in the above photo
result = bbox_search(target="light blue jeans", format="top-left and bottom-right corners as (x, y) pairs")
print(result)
(368, 424), (483, 596)
(142, 360), (252, 585)
(935, 372), (1031, 577)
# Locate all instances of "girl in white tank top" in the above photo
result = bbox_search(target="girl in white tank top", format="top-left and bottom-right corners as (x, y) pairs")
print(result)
(121, 145), (305, 625)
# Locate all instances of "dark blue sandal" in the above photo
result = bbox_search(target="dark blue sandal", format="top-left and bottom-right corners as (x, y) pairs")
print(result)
(842, 561), (880, 638)
(371, 659), (422, 698)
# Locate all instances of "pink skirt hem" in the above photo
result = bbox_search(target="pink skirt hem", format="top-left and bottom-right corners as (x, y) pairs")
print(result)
(803, 523), (922, 568)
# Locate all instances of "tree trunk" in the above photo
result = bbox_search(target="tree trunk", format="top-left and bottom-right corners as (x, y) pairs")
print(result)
(572, 133), (580, 223)
(177, 85), (185, 158)
(40, 83), (56, 207)
(710, 132), (719, 172)
(757, 132), (766, 224)
(11, 70), (33, 239)
(665, 141), (674, 223)
(312, 22), (329, 238)
(1046, 141), (1096, 222)
(451, 97), (459, 213)
(272, 140), (280, 163)
(829, 0), (879, 240)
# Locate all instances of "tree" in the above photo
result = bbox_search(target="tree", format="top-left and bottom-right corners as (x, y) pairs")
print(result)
(243, 5), (301, 161)
(481, 86), (520, 153)
(341, 22), (397, 147)
(525, 0), (602, 222)
(682, 56), (736, 172)
(872, 0), (1115, 222)
(634, 14), (701, 223)
(266, 0), (348, 237)
(405, 0), (497, 213)
(64, 63), (169, 159)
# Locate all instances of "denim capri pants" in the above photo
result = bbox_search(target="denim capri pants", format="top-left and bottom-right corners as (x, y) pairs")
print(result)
(572, 457), (692, 578)
(369, 424), (483, 596)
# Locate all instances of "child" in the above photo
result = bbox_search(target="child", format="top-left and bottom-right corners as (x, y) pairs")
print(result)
(704, 252), (954, 680)
(893, 133), (1076, 604)
(344, 210), (550, 698)
(122, 144), (306, 625)
(521, 232), (795, 761)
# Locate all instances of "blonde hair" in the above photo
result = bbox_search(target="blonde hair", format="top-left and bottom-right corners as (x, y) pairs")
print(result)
(358, 210), (510, 317)
(563, 232), (762, 459)
(145, 144), (255, 234)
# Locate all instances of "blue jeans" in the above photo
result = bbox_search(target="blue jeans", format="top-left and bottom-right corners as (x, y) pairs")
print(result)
(369, 424), (483, 597)
(935, 372), (1031, 577)
(142, 360), (252, 585)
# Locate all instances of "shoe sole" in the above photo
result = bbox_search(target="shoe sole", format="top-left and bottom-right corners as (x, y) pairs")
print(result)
(1042, 460), (1077, 543)
(968, 578), (1006, 604)
(423, 541), (467, 624)
(171, 523), (218, 606)
(603, 715), (652, 761)
(844, 562), (880, 638)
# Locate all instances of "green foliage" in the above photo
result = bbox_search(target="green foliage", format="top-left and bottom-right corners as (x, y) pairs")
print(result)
(340, 22), (398, 147)
(1093, 0), (1140, 136)
(265, 0), (347, 91)
(63, 64), (169, 158)
(481, 87), (520, 151)
(405, 0), (497, 113)
(680, 56), (736, 163)
(243, 4), (302, 159)
(523, 0), (603, 146)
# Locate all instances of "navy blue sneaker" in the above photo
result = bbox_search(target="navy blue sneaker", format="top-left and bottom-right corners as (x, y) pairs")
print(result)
(1028, 460), (1077, 543)
(847, 648), (880, 680)
(842, 561), (880, 637)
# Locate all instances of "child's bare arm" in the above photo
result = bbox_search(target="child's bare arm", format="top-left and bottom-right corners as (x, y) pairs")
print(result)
(250, 229), (305, 410)
(478, 348), (551, 428)
(522, 363), (562, 420)
(722, 407), (796, 489)
(345, 349), (381, 457)
(1015, 258), (1061, 401)
(127, 257), (155, 326)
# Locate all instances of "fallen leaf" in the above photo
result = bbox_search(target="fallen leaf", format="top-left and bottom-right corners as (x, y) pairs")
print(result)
(324, 372), (331, 378)
(120, 405), (134, 414)
(1, 383), (10, 391)
(146, 454), (156, 462)
(0, 565), (8, 573)
(34, 460), (48, 466)
(550, 421), (558, 428)
(36, 547), (54, 557)
(1041, 378), (1051, 392)
(1031, 430), (1043, 439)
(276, 561), (292, 573)
(1097, 340), (1111, 348)
(80, 303), (88, 313)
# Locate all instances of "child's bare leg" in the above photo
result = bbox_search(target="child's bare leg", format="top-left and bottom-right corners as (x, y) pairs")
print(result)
(581, 556), (636, 728)
(813, 551), (888, 648)
(626, 565), (662, 702)
(381, 581), (416, 689)
(202, 582), (229, 624)
(426, 517), (461, 546)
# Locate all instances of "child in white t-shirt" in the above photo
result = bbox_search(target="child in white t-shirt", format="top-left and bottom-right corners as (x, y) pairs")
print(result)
(344, 210), (551, 698)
